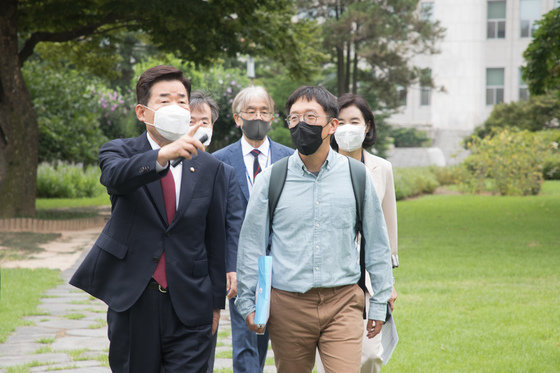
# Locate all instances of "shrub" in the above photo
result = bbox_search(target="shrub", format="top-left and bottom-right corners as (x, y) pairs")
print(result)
(472, 92), (560, 140)
(36, 163), (105, 198)
(461, 129), (552, 196)
(428, 165), (464, 186)
(22, 60), (108, 165)
(543, 153), (560, 180)
(394, 167), (439, 200)
(390, 127), (431, 147)
(97, 88), (139, 140)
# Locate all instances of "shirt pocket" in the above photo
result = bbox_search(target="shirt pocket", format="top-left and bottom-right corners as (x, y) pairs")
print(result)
(329, 196), (356, 229)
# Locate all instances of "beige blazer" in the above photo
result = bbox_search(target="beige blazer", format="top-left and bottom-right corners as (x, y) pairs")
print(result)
(360, 150), (398, 296)
(363, 150), (398, 258)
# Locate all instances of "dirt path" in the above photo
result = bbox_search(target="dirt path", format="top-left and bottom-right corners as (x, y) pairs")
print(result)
(1, 228), (102, 270)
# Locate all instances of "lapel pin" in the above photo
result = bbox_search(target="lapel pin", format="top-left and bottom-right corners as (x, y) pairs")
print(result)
(190, 167), (195, 173)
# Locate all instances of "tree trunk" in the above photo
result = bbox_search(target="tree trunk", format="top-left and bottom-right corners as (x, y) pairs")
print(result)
(352, 40), (359, 94)
(345, 41), (351, 93)
(336, 45), (345, 96)
(0, 0), (39, 217)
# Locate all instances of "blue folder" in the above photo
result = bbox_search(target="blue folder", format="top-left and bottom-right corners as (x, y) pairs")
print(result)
(254, 256), (272, 329)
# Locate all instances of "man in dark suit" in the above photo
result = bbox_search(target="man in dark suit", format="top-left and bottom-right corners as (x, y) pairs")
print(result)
(70, 65), (227, 373)
(213, 86), (293, 373)
(187, 90), (245, 373)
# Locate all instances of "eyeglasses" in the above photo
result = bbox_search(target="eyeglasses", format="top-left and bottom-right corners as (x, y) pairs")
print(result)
(190, 119), (212, 127)
(240, 110), (273, 121)
(286, 112), (329, 128)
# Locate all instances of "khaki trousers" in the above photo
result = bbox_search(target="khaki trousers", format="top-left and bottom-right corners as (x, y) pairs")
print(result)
(316, 292), (383, 373)
(267, 284), (364, 373)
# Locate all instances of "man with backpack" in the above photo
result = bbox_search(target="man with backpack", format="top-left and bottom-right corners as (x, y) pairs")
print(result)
(235, 86), (394, 372)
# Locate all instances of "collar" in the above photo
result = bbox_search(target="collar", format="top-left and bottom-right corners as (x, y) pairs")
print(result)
(241, 136), (270, 157)
(146, 132), (160, 150)
(293, 147), (337, 175)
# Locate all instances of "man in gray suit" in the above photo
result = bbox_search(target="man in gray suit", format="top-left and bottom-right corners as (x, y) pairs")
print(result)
(213, 86), (293, 373)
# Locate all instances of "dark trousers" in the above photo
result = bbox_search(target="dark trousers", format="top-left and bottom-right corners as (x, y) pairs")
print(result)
(229, 297), (269, 373)
(107, 282), (212, 373)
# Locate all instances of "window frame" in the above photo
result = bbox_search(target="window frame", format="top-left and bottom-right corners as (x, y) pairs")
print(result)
(487, 0), (506, 39)
(486, 68), (505, 106)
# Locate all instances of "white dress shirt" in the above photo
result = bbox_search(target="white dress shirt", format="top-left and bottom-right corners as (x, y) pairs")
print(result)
(241, 136), (271, 195)
(147, 133), (182, 209)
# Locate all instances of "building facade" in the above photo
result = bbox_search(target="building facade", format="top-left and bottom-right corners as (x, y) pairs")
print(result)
(387, 0), (558, 165)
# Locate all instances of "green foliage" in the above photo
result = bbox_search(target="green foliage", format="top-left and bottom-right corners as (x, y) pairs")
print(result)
(18, 1), (319, 81)
(22, 60), (107, 165)
(268, 118), (293, 149)
(300, 0), (444, 109)
(543, 154), (560, 180)
(473, 92), (560, 139)
(393, 167), (439, 200)
(36, 162), (105, 199)
(390, 127), (431, 147)
(95, 88), (140, 139)
(522, 8), (560, 95)
(461, 129), (555, 196)
(428, 165), (465, 186)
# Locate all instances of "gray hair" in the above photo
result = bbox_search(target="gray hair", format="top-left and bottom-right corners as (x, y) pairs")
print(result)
(190, 90), (220, 123)
(231, 86), (275, 115)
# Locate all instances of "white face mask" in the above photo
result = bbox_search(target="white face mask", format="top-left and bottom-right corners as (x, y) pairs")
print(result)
(144, 104), (191, 141)
(188, 126), (213, 147)
(334, 124), (366, 152)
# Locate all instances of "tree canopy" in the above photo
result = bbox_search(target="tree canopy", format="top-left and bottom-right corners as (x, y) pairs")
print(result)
(297, 0), (444, 111)
(522, 7), (560, 96)
(0, 0), (321, 217)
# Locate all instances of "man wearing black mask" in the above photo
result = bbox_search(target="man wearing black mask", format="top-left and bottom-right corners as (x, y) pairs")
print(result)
(235, 86), (393, 372)
(213, 86), (292, 373)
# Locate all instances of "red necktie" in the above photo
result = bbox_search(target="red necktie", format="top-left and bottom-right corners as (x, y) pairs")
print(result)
(153, 170), (176, 289)
(251, 149), (262, 180)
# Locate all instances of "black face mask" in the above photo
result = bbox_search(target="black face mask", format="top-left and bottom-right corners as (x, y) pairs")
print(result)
(241, 119), (271, 140)
(289, 121), (328, 155)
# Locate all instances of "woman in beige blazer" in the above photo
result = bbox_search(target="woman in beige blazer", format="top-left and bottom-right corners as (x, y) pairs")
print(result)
(316, 93), (399, 373)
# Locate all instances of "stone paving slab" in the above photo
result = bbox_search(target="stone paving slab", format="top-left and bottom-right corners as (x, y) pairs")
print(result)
(0, 235), (278, 373)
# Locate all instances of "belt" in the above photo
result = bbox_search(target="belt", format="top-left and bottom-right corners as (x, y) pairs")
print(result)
(148, 279), (168, 294)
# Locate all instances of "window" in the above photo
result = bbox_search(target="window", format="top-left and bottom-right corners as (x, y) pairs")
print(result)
(519, 68), (529, 101)
(520, 0), (541, 37)
(420, 2), (434, 22)
(398, 86), (408, 107)
(487, 1), (506, 39)
(420, 69), (432, 106)
(486, 68), (504, 105)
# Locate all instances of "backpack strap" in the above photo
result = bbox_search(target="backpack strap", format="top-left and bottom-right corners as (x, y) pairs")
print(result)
(347, 156), (368, 318)
(347, 156), (366, 235)
(268, 156), (290, 231)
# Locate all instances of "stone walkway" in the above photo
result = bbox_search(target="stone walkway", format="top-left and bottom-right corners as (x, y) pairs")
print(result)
(0, 236), (276, 372)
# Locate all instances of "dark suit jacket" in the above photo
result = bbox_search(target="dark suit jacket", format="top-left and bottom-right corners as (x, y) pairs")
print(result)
(223, 164), (244, 273)
(213, 138), (293, 217)
(70, 132), (227, 327)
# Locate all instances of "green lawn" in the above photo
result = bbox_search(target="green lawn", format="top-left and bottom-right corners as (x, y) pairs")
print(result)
(36, 194), (110, 210)
(0, 268), (62, 342)
(7, 181), (560, 371)
(385, 181), (560, 372)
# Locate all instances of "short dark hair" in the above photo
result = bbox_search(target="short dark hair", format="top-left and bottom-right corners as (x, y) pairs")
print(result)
(190, 90), (220, 124)
(136, 65), (191, 106)
(336, 93), (377, 148)
(285, 86), (338, 120)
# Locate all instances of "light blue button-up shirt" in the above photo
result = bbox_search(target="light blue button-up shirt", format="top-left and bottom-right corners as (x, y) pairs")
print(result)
(235, 149), (393, 321)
